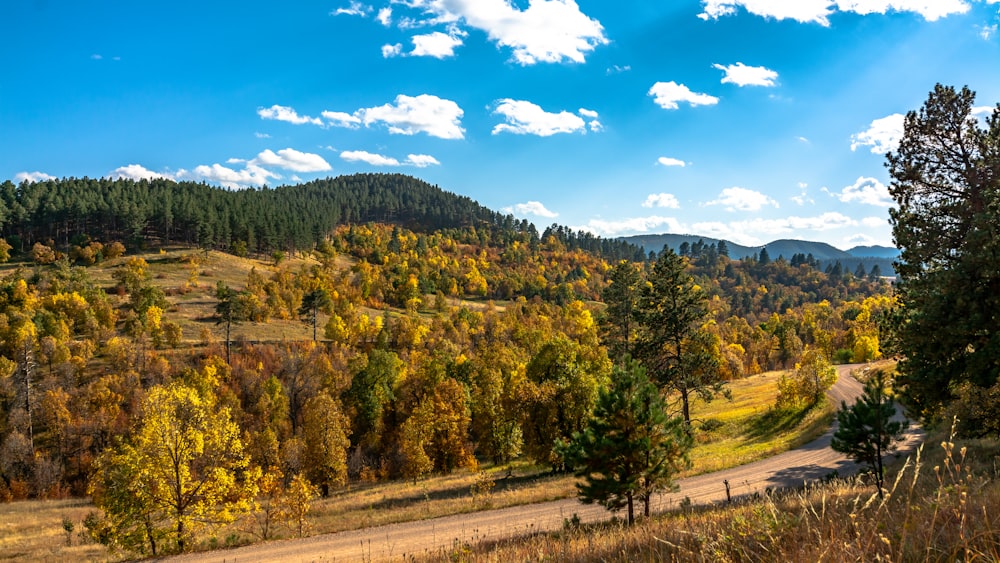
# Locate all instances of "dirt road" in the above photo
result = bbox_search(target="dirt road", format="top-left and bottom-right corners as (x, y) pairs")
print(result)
(170, 365), (923, 562)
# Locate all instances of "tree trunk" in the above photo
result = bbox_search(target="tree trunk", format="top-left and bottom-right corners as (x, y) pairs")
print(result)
(627, 492), (634, 526)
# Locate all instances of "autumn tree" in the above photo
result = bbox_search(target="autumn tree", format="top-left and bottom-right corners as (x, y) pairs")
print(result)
(89, 381), (254, 554)
(887, 84), (1000, 423)
(561, 358), (692, 525)
(301, 392), (351, 497)
(776, 348), (837, 408)
(636, 248), (725, 424)
(831, 370), (908, 498)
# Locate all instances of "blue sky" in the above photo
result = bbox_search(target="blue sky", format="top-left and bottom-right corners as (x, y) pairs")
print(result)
(3, 0), (999, 249)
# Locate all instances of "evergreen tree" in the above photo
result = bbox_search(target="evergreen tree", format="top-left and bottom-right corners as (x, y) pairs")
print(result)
(562, 358), (691, 525)
(600, 260), (643, 364)
(887, 84), (1000, 423)
(635, 249), (725, 424)
(831, 370), (907, 499)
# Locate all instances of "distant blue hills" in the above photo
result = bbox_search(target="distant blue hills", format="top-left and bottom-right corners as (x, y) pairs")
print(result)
(620, 234), (900, 276)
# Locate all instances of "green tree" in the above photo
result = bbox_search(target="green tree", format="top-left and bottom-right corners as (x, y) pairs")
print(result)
(888, 84), (1000, 423)
(89, 381), (253, 554)
(831, 370), (908, 499)
(561, 358), (692, 525)
(636, 248), (726, 424)
(298, 288), (332, 341)
(600, 260), (643, 364)
(215, 281), (250, 365)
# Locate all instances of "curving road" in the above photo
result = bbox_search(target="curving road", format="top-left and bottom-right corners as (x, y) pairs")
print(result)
(169, 365), (923, 563)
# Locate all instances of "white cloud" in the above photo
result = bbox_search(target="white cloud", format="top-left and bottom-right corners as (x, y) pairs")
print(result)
(980, 23), (997, 40)
(258, 104), (323, 126)
(252, 148), (332, 173)
(693, 212), (858, 244)
(797, 136), (810, 144)
(504, 201), (559, 218)
(339, 151), (441, 168)
(713, 62), (778, 87)
(851, 113), (904, 154)
(399, 0), (608, 65)
(831, 176), (893, 207)
(377, 7), (393, 25)
(972, 105), (996, 122)
(333, 1), (372, 16)
(186, 163), (279, 189)
(607, 64), (631, 74)
(705, 187), (779, 211)
(321, 110), (362, 128)
(642, 193), (681, 208)
(648, 82), (719, 110)
(576, 216), (685, 237)
(108, 164), (175, 181)
(14, 171), (56, 183)
(406, 154), (441, 167)
(862, 216), (888, 227)
(492, 99), (588, 136)
(792, 183), (814, 205)
(578, 108), (603, 132)
(382, 43), (403, 58)
(358, 94), (465, 139)
(255, 132), (271, 139)
(657, 157), (686, 167)
(410, 30), (464, 58)
(341, 150), (401, 166)
(699, 0), (971, 25)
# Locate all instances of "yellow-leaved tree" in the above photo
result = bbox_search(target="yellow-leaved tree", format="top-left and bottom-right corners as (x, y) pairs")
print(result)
(89, 380), (254, 555)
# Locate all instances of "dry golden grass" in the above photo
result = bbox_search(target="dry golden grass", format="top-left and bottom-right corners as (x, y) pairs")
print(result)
(421, 425), (1000, 562)
(686, 371), (835, 474)
(0, 498), (118, 562)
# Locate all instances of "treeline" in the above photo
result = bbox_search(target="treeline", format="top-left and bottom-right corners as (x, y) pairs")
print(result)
(0, 174), (641, 263)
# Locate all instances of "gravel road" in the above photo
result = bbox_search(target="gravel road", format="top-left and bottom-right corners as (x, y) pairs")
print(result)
(168, 364), (923, 563)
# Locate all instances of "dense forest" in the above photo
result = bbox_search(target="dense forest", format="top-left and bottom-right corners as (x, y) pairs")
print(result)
(0, 174), (643, 262)
(0, 173), (893, 554)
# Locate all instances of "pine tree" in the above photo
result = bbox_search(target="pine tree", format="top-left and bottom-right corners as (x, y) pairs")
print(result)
(831, 370), (907, 499)
(562, 358), (691, 525)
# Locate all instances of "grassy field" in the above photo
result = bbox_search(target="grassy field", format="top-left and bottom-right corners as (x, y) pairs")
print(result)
(0, 367), (836, 560)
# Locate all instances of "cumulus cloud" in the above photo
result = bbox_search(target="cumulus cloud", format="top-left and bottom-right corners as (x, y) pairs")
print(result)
(185, 163), (279, 189)
(713, 62), (778, 87)
(406, 154), (441, 167)
(321, 110), (362, 128)
(14, 171), (56, 183)
(699, 0), (971, 25)
(341, 150), (401, 166)
(492, 99), (591, 136)
(691, 212), (858, 245)
(108, 164), (175, 181)
(851, 113), (904, 154)
(657, 157), (686, 167)
(377, 7), (393, 25)
(705, 187), (779, 211)
(357, 94), (465, 139)
(504, 201), (559, 218)
(333, 1), (372, 16)
(648, 82), (719, 110)
(642, 193), (681, 209)
(258, 104), (323, 126)
(829, 176), (893, 207)
(578, 108), (603, 131)
(792, 183), (814, 205)
(382, 43), (403, 58)
(252, 148), (332, 173)
(410, 30), (465, 58)
(395, 0), (608, 65)
(339, 150), (441, 168)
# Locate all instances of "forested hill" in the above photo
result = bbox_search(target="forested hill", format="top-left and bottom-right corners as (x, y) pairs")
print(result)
(0, 174), (642, 261)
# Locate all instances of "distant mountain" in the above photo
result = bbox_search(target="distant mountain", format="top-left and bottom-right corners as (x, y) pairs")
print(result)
(620, 234), (900, 276)
(846, 245), (901, 259)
